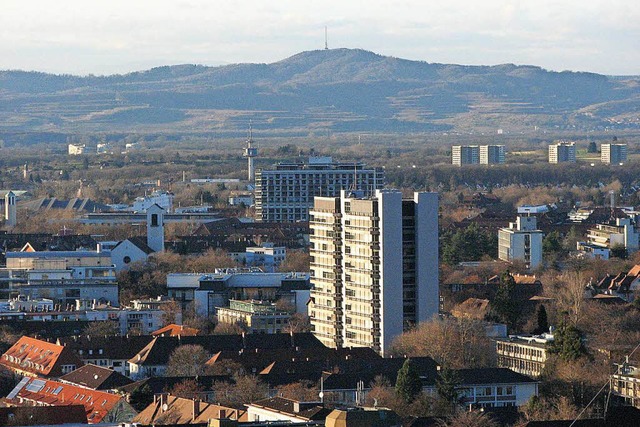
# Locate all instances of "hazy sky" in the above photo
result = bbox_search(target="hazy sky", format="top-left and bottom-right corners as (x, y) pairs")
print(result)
(2, 0), (638, 75)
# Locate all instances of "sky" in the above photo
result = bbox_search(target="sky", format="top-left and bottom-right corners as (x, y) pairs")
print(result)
(1, 0), (638, 76)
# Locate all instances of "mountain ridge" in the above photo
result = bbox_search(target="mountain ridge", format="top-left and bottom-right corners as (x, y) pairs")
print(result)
(0, 48), (638, 138)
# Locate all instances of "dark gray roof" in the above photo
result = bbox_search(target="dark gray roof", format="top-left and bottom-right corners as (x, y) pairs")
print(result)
(118, 375), (231, 395)
(59, 363), (133, 390)
(57, 335), (154, 361)
(249, 397), (329, 421)
(455, 368), (538, 385)
(131, 333), (325, 366)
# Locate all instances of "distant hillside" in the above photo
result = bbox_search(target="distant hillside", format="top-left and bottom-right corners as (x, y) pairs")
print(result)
(1, 48), (639, 141)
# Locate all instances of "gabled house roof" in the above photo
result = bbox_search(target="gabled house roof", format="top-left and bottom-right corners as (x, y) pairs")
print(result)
(112, 236), (155, 255)
(0, 404), (88, 426)
(152, 324), (200, 337)
(59, 363), (133, 390)
(118, 375), (231, 396)
(628, 264), (640, 276)
(133, 394), (247, 424)
(129, 333), (325, 368)
(57, 335), (154, 361)
(0, 336), (83, 378)
(5, 377), (130, 424)
(247, 397), (329, 421)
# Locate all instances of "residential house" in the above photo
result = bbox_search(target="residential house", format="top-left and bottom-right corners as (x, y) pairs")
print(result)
(258, 355), (537, 408)
(246, 397), (329, 423)
(57, 335), (153, 376)
(0, 336), (83, 378)
(5, 376), (136, 424)
(152, 323), (200, 337)
(58, 363), (133, 390)
(325, 408), (403, 427)
(0, 405), (88, 426)
(128, 333), (326, 379)
(454, 368), (539, 408)
(133, 394), (246, 424)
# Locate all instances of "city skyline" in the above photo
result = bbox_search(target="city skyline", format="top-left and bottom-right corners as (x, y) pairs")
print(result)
(1, 0), (638, 76)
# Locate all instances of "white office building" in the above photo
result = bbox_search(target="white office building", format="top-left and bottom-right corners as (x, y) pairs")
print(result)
(548, 142), (576, 163)
(255, 157), (384, 222)
(498, 216), (544, 269)
(309, 189), (439, 356)
(601, 143), (627, 164)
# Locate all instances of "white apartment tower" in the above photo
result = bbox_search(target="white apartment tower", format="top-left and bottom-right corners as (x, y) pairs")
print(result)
(451, 145), (480, 166)
(548, 142), (576, 163)
(601, 143), (627, 165)
(479, 145), (506, 164)
(309, 189), (438, 356)
(498, 216), (543, 269)
(255, 157), (384, 222)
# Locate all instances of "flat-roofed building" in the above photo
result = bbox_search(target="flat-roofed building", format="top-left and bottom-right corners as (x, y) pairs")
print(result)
(309, 189), (438, 356)
(496, 334), (553, 378)
(255, 157), (384, 222)
(479, 145), (506, 164)
(216, 299), (292, 334)
(602, 143), (628, 164)
(452, 145), (480, 166)
(549, 141), (576, 163)
(498, 216), (544, 269)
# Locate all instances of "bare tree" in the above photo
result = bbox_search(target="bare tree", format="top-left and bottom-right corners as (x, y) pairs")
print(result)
(440, 410), (498, 427)
(82, 321), (120, 337)
(392, 317), (495, 369)
(278, 250), (311, 272)
(169, 378), (205, 399)
(165, 345), (209, 377)
(212, 374), (268, 407)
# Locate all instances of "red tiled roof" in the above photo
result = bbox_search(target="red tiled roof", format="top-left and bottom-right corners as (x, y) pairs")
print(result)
(6, 377), (125, 424)
(0, 336), (81, 377)
(151, 324), (199, 337)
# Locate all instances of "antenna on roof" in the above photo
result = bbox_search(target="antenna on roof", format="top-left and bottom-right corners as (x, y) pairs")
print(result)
(325, 26), (328, 50)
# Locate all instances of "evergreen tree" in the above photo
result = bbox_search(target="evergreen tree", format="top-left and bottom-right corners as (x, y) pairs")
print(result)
(435, 367), (461, 405)
(543, 231), (562, 256)
(395, 358), (422, 403)
(441, 223), (497, 265)
(550, 321), (585, 361)
(610, 244), (628, 259)
(534, 305), (549, 334)
(491, 271), (520, 330)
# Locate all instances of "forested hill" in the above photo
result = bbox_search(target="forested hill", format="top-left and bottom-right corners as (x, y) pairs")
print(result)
(1, 48), (639, 139)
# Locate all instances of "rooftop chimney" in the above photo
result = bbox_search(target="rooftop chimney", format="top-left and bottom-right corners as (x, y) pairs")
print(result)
(192, 398), (200, 421)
